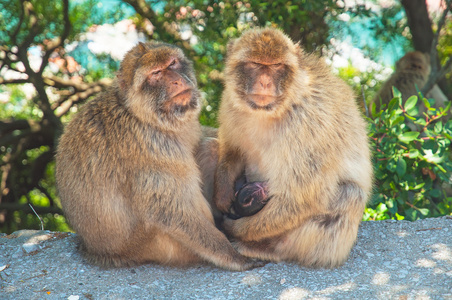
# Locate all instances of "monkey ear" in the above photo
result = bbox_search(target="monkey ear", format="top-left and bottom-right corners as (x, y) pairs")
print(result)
(137, 42), (148, 53)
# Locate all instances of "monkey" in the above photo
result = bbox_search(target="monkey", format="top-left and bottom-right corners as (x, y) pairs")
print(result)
(213, 28), (373, 268)
(372, 51), (449, 112)
(228, 174), (270, 219)
(55, 41), (263, 271)
(196, 127), (270, 222)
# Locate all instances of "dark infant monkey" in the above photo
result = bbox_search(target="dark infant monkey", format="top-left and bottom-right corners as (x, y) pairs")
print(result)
(228, 174), (270, 219)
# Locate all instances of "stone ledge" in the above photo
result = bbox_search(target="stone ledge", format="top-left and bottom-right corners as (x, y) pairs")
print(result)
(1, 217), (451, 299)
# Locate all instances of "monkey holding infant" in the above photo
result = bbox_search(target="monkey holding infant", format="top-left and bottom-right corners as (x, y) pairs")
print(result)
(213, 28), (372, 268)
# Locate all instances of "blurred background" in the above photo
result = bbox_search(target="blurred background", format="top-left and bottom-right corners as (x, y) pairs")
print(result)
(1, 0), (451, 233)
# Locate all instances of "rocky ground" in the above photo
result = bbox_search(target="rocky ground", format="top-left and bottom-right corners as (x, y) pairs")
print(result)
(0, 217), (451, 300)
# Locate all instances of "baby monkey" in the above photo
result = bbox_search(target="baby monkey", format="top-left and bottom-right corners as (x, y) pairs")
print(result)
(228, 174), (270, 219)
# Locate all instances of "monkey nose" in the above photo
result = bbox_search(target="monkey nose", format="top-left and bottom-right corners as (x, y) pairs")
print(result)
(259, 75), (272, 89)
(260, 81), (271, 89)
(172, 79), (183, 85)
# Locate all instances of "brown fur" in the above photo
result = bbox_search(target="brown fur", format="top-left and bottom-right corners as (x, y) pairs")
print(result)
(214, 28), (373, 268)
(56, 42), (260, 271)
(372, 51), (449, 111)
(195, 126), (222, 227)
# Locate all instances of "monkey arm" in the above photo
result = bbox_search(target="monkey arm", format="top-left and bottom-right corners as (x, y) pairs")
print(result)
(224, 180), (368, 242)
(151, 207), (261, 271)
(223, 196), (304, 242)
(214, 148), (245, 213)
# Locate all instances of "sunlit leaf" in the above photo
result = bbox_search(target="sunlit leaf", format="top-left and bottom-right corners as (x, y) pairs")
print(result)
(404, 95), (417, 111)
(398, 131), (419, 144)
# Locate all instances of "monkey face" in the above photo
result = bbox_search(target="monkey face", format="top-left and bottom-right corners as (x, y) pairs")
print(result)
(224, 28), (298, 113)
(141, 55), (199, 118)
(119, 42), (200, 125)
(396, 51), (431, 75)
(235, 61), (290, 111)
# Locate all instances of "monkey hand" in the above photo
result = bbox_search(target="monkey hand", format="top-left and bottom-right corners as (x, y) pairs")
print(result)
(241, 257), (267, 270)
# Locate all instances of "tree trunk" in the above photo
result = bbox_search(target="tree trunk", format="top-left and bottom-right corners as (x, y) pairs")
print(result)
(401, 0), (434, 52)
(401, 0), (451, 97)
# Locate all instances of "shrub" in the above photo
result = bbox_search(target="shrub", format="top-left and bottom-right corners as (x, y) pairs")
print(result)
(365, 88), (452, 221)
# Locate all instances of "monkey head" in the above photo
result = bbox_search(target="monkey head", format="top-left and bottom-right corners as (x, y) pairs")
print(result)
(227, 173), (270, 220)
(224, 28), (302, 115)
(396, 51), (431, 77)
(118, 42), (200, 127)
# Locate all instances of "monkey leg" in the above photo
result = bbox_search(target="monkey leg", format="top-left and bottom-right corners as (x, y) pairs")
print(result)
(79, 214), (263, 271)
(214, 149), (246, 213)
(195, 137), (222, 227)
(78, 224), (200, 268)
(158, 214), (265, 271)
(233, 182), (367, 268)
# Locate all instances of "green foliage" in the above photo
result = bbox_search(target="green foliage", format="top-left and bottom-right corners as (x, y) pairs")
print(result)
(365, 88), (452, 221)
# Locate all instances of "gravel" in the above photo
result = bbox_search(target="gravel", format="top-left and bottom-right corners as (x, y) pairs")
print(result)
(1, 217), (451, 299)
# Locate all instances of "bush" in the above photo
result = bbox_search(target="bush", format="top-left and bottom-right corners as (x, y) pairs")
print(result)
(365, 88), (452, 221)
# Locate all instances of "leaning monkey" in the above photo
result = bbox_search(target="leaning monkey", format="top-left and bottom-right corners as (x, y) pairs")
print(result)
(214, 28), (373, 268)
(56, 42), (261, 271)
(372, 51), (449, 112)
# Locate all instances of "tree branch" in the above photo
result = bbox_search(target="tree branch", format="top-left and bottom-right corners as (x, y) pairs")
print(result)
(429, 0), (451, 76)
(123, 0), (190, 49)
(49, 77), (113, 115)
(30, 151), (54, 189)
(422, 1), (452, 95)
(10, 1), (26, 44)
(0, 119), (41, 134)
(0, 78), (29, 85)
(39, 0), (71, 75)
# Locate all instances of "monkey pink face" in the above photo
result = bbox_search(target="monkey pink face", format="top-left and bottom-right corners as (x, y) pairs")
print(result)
(227, 30), (296, 112)
(237, 61), (289, 111)
(144, 56), (198, 117)
(119, 42), (200, 124)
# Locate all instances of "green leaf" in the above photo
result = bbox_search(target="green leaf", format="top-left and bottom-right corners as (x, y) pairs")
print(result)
(370, 102), (377, 117)
(418, 208), (429, 216)
(376, 203), (388, 213)
(398, 131), (420, 144)
(434, 121), (443, 132)
(443, 101), (451, 114)
(404, 113), (416, 121)
(386, 199), (398, 214)
(422, 97), (431, 109)
(388, 97), (399, 112)
(412, 182), (425, 190)
(404, 95), (418, 111)
(396, 157), (407, 177)
(408, 149), (420, 158)
(429, 189), (441, 198)
(391, 116), (405, 127)
(392, 87), (401, 99)
(415, 118), (427, 126)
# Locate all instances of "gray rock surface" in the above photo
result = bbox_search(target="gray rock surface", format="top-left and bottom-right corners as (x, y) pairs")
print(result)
(1, 217), (451, 300)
